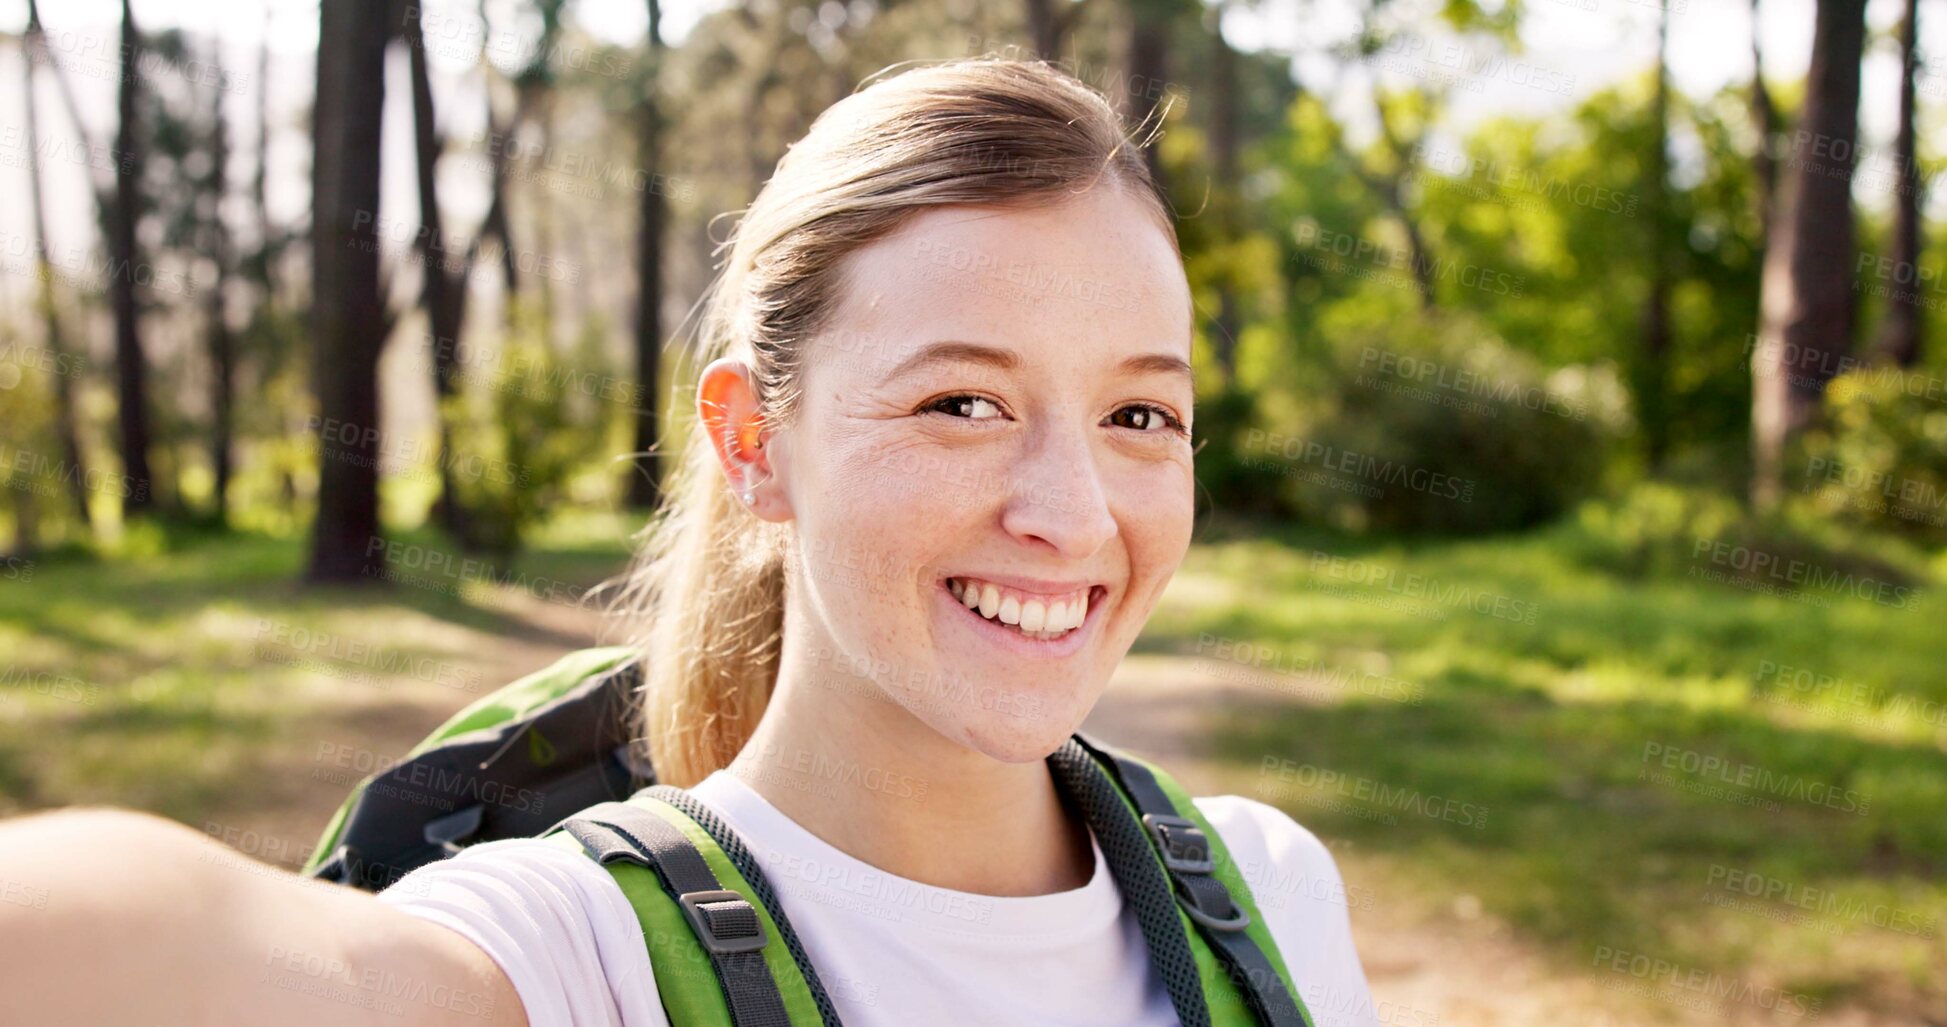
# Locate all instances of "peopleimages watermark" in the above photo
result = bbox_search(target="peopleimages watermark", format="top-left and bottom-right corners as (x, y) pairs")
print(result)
(1590, 945), (1821, 1020)
(310, 741), (545, 816)
(1370, 35), (1577, 96)
(1195, 633), (1424, 706)
(1746, 332), (1947, 403)
(362, 537), (587, 609)
(0, 666), (99, 708)
(1705, 864), (1938, 938)
(1294, 223), (1526, 298)
(908, 237), (1139, 312)
(1305, 550), (1541, 624)
(414, 333), (647, 411)
(1409, 143), (1639, 217)
(1803, 456), (1947, 529)
(1688, 538), (1917, 610)
(755, 839), (998, 927)
(1242, 430), (1476, 504)
(0, 444), (149, 503)
(1639, 741), (1869, 816)
(804, 644), (1045, 722)
(738, 742), (929, 802)
(250, 617), (485, 693)
(1259, 757), (1490, 830)
(1755, 659), (1947, 728)
(262, 944), (498, 1019)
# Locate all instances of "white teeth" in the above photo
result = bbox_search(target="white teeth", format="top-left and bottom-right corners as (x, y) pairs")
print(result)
(949, 578), (1089, 639)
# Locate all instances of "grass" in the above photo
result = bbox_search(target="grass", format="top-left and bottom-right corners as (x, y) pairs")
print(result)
(0, 510), (637, 830)
(3, 493), (1941, 1019)
(1138, 504), (1946, 1021)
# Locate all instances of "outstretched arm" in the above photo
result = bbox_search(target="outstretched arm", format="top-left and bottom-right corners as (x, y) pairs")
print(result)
(0, 808), (524, 1027)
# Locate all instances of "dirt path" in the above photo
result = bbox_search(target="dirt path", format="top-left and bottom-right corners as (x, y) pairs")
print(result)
(1086, 654), (1895, 1027)
(233, 605), (1886, 1027)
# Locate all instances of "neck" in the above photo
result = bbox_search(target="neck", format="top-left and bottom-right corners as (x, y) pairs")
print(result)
(729, 642), (1093, 897)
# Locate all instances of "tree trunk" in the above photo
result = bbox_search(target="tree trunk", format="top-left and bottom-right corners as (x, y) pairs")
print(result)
(305, 0), (392, 583)
(1126, 0), (1171, 195)
(1750, 0), (1867, 509)
(404, 2), (476, 542)
(1748, 0), (1779, 234)
(628, 0), (669, 509)
(1025, 0), (1061, 59)
(110, 0), (155, 514)
(1639, 2), (1673, 467)
(20, 0), (93, 530)
(1209, 1), (1242, 383)
(205, 68), (236, 524)
(477, 0), (521, 301)
(1874, 0), (1923, 367)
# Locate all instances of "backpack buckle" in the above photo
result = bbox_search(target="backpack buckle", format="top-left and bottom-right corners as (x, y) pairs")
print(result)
(1142, 813), (1214, 875)
(678, 889), (770, 955)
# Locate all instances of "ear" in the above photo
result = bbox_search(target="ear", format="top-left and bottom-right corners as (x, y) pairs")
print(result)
(697, 357), (791, 520)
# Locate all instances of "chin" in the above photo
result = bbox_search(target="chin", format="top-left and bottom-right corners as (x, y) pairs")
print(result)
(946, 697), (1098, 765)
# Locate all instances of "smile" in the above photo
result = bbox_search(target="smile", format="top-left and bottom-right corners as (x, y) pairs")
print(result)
(944, 576), (1098, 642)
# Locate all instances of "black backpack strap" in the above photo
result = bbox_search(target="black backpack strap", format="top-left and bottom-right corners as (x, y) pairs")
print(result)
(1048, 738), (1216, 1027)
(647, 786), (844, 1027)
(560, 801), (796, 1027)
(1066, 735), (1314, 1027)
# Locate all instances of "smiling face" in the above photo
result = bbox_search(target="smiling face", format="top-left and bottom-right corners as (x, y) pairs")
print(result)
(733, 184), (1195, 763)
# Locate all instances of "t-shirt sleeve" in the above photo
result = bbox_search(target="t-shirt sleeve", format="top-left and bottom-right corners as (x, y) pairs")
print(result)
(1194, 795), (1382, 1027)
(376, 838), (667, 1027)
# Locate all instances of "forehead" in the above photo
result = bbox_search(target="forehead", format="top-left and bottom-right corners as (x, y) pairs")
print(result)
(813, 188), (1192, 380)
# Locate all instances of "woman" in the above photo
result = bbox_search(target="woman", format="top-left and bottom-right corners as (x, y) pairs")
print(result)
(0, 59), (1376, 1027)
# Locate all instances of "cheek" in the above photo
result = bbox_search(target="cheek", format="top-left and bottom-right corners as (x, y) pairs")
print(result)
(1114, 456), (1196, 567)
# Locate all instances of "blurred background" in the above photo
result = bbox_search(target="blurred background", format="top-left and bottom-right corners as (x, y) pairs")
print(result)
(0, 0), (1941, 1022)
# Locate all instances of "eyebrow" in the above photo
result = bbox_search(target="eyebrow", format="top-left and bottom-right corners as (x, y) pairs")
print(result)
(877, 340), (1194, 386)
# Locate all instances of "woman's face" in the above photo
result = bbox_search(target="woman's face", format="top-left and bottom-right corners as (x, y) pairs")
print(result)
(713, 184), (1195, 764)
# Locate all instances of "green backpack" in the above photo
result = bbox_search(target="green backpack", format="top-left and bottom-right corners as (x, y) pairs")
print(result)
(304, 647), (1316, 1027)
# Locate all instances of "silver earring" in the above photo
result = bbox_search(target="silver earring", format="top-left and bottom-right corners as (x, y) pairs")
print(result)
(742, 491), (756, 505)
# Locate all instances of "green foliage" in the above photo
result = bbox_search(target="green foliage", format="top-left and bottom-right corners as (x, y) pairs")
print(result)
(1271, 311), (1629, 534)
(442, 307), (618, 555)
(1142, 515), (1943, 1018)
(1796, 369), (1947, 543)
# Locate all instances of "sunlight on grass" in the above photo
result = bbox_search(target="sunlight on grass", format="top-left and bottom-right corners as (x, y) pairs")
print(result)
(1146, 517), (1946, 1019)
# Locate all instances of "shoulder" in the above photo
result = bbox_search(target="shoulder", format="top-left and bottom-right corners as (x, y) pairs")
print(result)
(377, 837), (666, 1027)
(1193, 795), (1383, 1027)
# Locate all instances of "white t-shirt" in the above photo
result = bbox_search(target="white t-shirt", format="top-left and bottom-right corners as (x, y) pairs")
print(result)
(379, 771), (1380, 1027)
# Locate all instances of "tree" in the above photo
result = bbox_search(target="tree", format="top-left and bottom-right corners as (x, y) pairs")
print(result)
(1874, 0), (1923, 367)
(305, 0), (393, 583)
(1750, 0), (1868, 508)
(403, 0), (480, 543)
(628, 0), (670, 509)
(109, 0), (156, 514)
(202, 60), (237, 523)
(19, 0), (94, 529)
(1207, 0), (1244, 381)
(1748, 0), (1781, 234)
(1638, 1), (1674, 466)
(1024, 0), (1090, 60)
(1126, 0), (1174, 194)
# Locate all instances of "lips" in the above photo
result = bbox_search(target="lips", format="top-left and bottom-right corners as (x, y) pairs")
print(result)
(945, 576), (1092, 641)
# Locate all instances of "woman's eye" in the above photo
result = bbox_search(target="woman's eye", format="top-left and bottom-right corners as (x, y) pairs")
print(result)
(1108, 403), (1187, 435)
(925, 394), (1005, 420)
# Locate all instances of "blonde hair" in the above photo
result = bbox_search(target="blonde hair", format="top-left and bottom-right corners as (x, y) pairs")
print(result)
(608, 58), (1175, 786)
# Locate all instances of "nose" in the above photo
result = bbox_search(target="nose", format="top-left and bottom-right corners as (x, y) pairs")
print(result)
(998, 419), (1117, 558)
